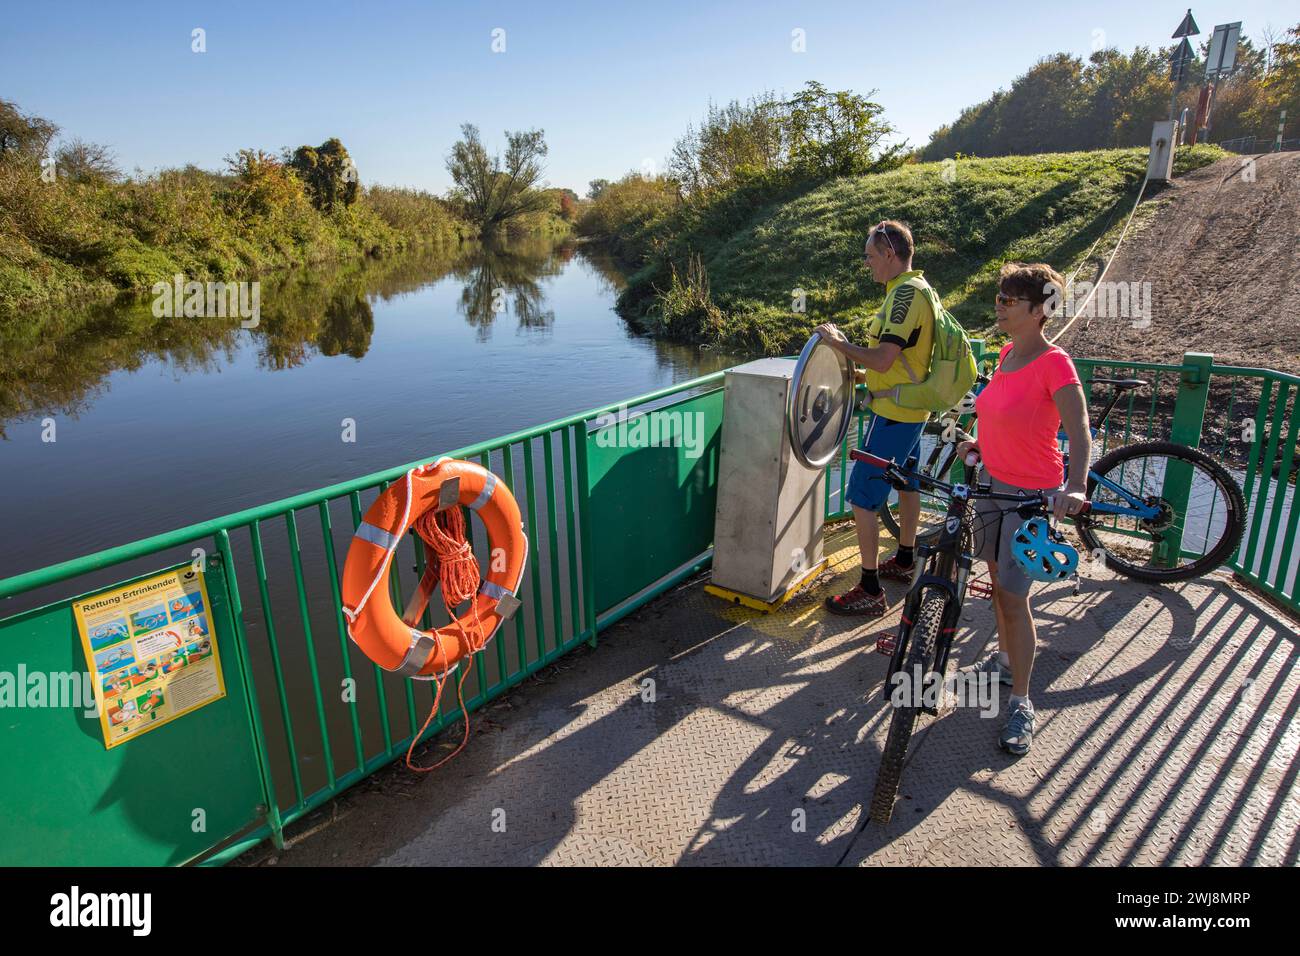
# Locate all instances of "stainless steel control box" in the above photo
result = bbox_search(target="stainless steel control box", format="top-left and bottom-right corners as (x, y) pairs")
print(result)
(711, 359), (827, 602)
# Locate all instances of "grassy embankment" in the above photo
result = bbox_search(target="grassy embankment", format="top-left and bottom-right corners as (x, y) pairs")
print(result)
(587, 146), (1225, 355)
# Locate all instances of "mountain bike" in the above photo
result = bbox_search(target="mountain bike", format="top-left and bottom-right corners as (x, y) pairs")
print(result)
(876, 377), (1246, 583)
(856, 449), (1088, 824)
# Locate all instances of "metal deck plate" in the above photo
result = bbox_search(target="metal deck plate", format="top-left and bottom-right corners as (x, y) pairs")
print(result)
(243, 525), (1299, 868)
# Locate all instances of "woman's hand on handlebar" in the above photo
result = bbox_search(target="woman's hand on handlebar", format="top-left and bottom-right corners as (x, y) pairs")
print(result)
(1051, 486), (1089, 522)
(956, 440), (980, 468)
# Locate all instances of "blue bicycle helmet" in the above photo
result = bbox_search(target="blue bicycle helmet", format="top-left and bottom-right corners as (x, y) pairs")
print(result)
(1010, 517), (1079, 582)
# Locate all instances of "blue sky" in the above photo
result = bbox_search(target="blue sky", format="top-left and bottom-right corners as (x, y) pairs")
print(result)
(2, 1), (1294, 195)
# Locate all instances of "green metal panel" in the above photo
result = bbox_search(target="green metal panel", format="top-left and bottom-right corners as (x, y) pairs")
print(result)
(0, 558), (266, 865)
(1153, 353), (1213, 565)
(586, 389), (724, 615)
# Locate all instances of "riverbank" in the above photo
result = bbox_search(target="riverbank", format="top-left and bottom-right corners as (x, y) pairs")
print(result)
(589, 146), (1226, 356)
(0, 154), (467, 317)
(0, 158), (574, 319)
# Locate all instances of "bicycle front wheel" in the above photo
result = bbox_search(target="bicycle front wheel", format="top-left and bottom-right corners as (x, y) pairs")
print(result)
(869, 592), (945, 824)
(1076, 440), (1246, 583)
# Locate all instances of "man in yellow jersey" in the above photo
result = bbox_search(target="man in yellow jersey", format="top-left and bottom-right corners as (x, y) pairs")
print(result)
(815, 220), (935, 617)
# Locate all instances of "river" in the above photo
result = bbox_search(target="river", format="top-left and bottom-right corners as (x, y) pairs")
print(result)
(0, 239), (743, 583)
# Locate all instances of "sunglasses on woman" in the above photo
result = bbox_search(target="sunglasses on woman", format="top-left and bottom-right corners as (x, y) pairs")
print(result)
(995, 292), (1029, 306)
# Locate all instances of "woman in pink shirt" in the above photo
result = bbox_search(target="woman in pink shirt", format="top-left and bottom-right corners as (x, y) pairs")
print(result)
(955, 263), (1091, 757)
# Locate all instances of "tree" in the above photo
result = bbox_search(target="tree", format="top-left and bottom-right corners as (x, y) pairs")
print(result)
(669, 93), (789, 193)
(557, 188), (579, 221)
(1261, 23), (1300, 115)
(224, 149), (307, 219)
(54, 138), (120, 182)
(446, 124), (550, 237)
(0, 99), (58, 159)
(923, 28), (1299, 158)
(784, 82), (905, 178)
(289, 138), (359, 212)
(1082, 47), (1169, 147)
(587, 178), (611, 200)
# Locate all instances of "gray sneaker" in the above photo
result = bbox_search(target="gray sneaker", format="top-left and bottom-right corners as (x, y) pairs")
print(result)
(968, 653), (1013, 687)
(1000, 701), (1035, 756)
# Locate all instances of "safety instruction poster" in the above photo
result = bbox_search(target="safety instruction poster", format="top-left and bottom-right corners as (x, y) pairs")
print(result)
(72, 566), (227, 749)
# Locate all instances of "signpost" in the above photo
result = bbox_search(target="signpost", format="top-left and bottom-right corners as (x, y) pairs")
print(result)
(1155, 9), (1200, 175)
(1169, 11), (1199, 123)
(1205, 22), (1242, 79)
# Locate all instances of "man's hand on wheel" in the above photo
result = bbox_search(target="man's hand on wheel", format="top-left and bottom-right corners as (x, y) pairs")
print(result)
(814, 323), (848, 350)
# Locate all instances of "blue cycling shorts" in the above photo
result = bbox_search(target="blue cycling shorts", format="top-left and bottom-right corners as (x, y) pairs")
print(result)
(846, 414), (924, 511)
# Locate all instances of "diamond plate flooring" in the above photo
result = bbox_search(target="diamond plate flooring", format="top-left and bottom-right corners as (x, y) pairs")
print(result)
(241, 525), (1300, 867)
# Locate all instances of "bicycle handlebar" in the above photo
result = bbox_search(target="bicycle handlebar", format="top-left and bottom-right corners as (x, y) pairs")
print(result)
(848, 449), (1092, 515)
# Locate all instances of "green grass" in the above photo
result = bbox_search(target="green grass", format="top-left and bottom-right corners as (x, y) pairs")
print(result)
(613, 145), (1226, 354)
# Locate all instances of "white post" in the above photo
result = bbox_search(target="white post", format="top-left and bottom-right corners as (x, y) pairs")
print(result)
(1278, 109), (1287, 152)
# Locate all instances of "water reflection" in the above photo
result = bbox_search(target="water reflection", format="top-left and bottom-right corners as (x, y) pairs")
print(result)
(0, 248), (466, 435)
(0, 237), (756, 584)
(453, 239), (568, 339)
(3, 241), (610, 432)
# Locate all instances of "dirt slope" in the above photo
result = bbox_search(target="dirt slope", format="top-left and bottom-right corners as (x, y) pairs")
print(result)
(1056, 151), (1300, 373)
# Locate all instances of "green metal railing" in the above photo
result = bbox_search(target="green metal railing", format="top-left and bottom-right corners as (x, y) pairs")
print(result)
(0, 349), (1294, 866)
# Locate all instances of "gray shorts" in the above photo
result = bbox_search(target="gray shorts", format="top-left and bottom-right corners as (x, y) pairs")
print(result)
(973, 474), (1062, 597)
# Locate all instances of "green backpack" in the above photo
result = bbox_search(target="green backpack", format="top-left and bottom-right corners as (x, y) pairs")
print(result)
(889, 279), (978, 414)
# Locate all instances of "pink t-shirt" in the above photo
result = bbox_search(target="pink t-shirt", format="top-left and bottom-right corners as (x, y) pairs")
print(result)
(975, 343), (1082, 489)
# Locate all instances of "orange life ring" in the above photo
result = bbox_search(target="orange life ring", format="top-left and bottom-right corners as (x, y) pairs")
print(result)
(341, 458), (526, 679)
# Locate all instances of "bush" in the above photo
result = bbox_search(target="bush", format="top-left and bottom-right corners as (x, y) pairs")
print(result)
(575, 173), (679, 261)
(0, 130), (476, 317)
(648, 253), (723, 340)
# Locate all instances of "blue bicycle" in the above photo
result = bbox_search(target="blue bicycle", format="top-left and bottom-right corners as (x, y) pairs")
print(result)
(880, 377), (1246, 583)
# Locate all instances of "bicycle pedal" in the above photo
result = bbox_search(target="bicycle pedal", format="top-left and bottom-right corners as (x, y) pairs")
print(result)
(968, 578), (993, 599)
(874, 632), (896, 656)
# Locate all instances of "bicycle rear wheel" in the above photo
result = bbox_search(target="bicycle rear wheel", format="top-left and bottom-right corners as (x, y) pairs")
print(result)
(869, 592), (945, 824)
(1076, 440), (1246, 583)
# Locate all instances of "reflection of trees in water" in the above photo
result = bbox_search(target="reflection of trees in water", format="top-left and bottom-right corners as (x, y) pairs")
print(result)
(0, 298), (242, 438)
(0, 238), (738, 438)
(256, 268), (379, 370)
(454, 239), (571, 339)
(0, 247), (465, 432)
(317, 292), (375, 359)
(575, 245), (629, 298)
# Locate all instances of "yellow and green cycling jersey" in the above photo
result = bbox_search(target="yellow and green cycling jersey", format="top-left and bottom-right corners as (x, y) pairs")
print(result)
(864, 269), (935, 424)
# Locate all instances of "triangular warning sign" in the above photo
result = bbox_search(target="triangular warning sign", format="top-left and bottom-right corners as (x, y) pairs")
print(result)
(1173, 9), (1200, 38)
(1173, 37), (1195, 63)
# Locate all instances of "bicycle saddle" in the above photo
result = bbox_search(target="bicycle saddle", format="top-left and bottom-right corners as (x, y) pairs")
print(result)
(1089, 377), (1148, 391)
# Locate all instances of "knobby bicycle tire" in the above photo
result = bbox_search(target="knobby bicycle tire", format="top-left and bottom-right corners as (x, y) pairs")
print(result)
(869, 591), (946, 824)
(1076, 440), (1246, 583)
